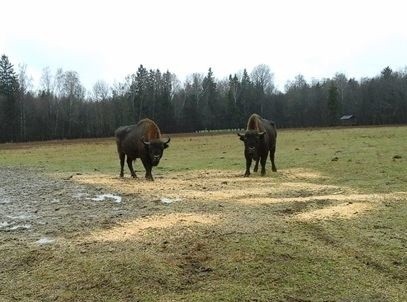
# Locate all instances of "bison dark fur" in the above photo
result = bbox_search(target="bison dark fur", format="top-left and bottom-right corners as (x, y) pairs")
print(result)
(238, 113), (277, 177)
(115, 118), (170, 181)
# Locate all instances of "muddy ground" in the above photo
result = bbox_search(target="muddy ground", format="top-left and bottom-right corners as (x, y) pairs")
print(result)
(1, 166), (405, 247)
(0, 167), (132, 243)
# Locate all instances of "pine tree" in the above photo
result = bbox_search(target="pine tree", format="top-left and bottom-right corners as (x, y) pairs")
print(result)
(159, 71), (176, 132)
(0, 55), (19, 142)
(240, 69), (254, 120)
(327, 81), (339, 126)
(227, 74), (241, 128)
(135, 65), (148, 121)
(201, 68), (219, 129)
(0, 55), (19, 96)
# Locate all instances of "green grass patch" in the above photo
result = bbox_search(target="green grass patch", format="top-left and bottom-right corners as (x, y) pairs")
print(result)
(1, 126), (405, 192)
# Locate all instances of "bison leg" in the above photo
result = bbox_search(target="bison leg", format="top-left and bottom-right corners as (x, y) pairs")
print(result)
(145, 169), (153, 181)
(270, 146), (277, 172)
(260, 155), (267, 176)
(244, 157), (252, 177)
(141, 158), (154, 181)
(126, 158), (137, 178)
(119, 153), (125, 177)
(253, 159), (259, 172)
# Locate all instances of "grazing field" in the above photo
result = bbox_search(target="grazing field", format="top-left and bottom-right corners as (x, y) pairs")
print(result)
(0, 126), (406, 301)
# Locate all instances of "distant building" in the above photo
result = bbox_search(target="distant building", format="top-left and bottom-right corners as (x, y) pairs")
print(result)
(340, 115), (357, 126)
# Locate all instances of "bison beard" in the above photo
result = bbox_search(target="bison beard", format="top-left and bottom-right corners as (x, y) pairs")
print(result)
(238, 113), (277, 177)
(115, 118), (170, 181)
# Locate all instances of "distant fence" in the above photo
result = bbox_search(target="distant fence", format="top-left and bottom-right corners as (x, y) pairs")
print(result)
(166, 128), (245, 138)
(195, 128), (245, 134)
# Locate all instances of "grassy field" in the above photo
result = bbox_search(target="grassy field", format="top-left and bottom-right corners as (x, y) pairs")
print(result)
(0, 126), (406, 301)
(1, 126), (406, 192)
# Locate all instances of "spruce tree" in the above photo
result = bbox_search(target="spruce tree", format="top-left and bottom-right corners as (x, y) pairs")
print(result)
(327, 81), (339, 126)
(0, 55), (19, 142)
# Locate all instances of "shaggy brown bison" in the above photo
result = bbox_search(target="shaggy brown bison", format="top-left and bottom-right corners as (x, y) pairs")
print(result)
(238, 113), (277, 177)
(115, 118), (170, 181)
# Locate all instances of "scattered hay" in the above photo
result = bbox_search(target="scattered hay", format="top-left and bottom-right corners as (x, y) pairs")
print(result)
(279, 168), (327, 180)
(294, 202), (373, 221)
(72, 170), (406, 222)
(86, 212), (220, 242)
(72, 170), (340, 205)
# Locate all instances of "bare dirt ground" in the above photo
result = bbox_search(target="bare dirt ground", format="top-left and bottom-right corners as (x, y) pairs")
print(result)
(2, 166), (405, 248)
(0, 167), (130, 243)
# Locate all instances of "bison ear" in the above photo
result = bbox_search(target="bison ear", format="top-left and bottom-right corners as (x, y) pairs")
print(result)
(237, 133), (245, 141)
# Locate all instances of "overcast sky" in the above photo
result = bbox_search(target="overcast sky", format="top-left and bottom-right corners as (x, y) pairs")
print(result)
(1, 0), (407, 92)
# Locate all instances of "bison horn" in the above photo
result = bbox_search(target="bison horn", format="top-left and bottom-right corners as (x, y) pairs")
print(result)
(237, 133), (245, 141)
(141, 137), (151, 146)
(162, 137), (171, 144)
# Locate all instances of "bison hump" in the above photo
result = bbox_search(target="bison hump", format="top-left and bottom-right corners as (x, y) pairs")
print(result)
(247, 113), (263, 131)
(137, 118), (162, 141)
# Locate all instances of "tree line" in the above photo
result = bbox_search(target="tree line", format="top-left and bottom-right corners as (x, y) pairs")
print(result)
(1, 54), (407, 143)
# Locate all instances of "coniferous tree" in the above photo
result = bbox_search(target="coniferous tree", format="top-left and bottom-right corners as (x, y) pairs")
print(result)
(240, 69), (254, 121)
(327, 81), (339, 125)
(135, 65), (148, 121)
(156, 71), (175, 132)
(226, 74), (241, 128)
(201, 68), (219, 129)
(0, 55), (19, 142)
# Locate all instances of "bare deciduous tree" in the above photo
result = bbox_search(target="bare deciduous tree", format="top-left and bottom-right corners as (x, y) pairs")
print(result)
(40, 66), (53, 94)
(92, 80), (110, 101)
(251, 64), (274, 94)
(17, 64), (33, 140)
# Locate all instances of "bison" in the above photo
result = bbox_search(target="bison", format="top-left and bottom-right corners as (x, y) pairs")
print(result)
(115, 118), (170, 181)
(238, 113), (277, 177)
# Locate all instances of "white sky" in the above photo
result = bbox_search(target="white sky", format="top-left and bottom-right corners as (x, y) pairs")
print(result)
(1, 0), (407, 92)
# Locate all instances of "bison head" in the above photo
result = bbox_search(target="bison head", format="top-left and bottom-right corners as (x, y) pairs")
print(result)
(142, 137), (170, 166)
(237, 130), (265, 159)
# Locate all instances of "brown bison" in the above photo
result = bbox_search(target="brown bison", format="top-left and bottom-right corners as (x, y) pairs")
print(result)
(115, 118), (170, 181)
(238, 113), (277, 177)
